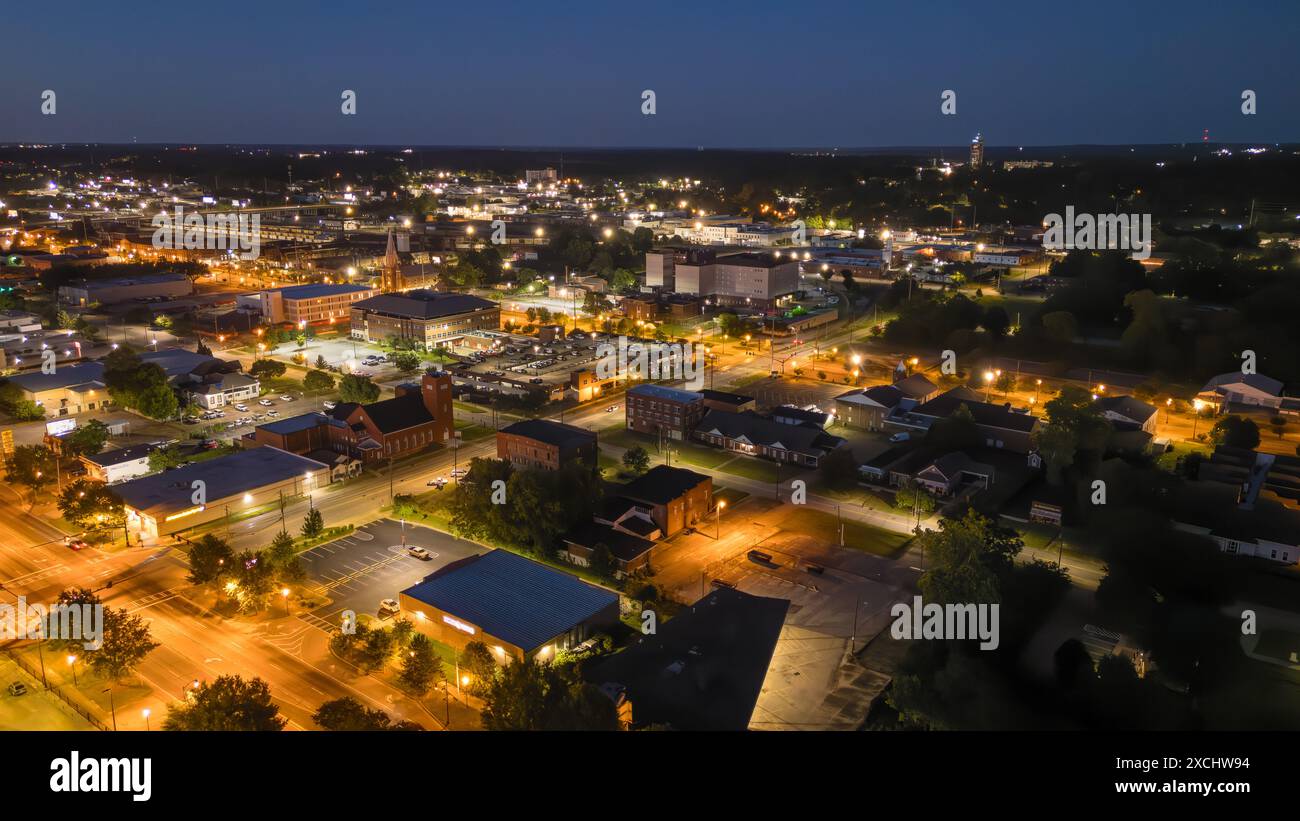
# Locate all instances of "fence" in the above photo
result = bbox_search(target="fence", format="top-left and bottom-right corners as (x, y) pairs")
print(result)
(6, 648), (109, 731)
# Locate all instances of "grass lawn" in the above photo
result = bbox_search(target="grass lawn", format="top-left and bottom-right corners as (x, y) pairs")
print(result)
(1156, 439), (1213, 471)
(454, 400), (489, 414)
(601, 428), (733, 469)
(454, 421), (494, 442)
(714, 486), (750, 507)
(771, 506), (910, 557)
(714, 455), (781, 483)
(808, 477), (898, 513)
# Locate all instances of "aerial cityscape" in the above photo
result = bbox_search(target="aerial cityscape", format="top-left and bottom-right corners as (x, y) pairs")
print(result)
(1, 5), (1299, 793)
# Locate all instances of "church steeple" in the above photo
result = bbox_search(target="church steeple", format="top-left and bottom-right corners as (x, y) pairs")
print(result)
(382, 228), (403, 292)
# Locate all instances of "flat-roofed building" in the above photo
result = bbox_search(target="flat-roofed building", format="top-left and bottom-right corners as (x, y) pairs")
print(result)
(496, 418), (597, 471)
(116, 446), (330, 544)
(79, 442), (162, 484)
(350, 289), (500, 350)
(58, 273), (194, 307)
(625, 383), (707, 441)
(398, 549), (619, 663)
(242, 283), (378, 325)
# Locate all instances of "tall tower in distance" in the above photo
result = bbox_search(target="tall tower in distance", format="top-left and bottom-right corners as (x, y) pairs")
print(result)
(969, 133), (985, 170)
(381, 227), (404, 293)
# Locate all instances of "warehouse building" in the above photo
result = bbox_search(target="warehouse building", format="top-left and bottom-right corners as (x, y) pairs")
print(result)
(398, 549), (619, 663)
(115, 446), (329, 544)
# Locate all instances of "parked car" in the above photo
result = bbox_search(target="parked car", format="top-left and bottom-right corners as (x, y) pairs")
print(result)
(234, 404), (249, 412)
(6, 682), (28, 696)
(258, 399), (273, 406)
(266, 410), (279, 417)
(407, 546), (431, 561)
(888, 432), (911, 443)
(377, 598), (400, 618)
(322, 401), (337, 410)
(279, 394), (294, 402)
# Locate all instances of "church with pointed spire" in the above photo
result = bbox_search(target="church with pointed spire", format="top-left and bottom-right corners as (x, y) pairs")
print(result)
(381, 228), (405, 293)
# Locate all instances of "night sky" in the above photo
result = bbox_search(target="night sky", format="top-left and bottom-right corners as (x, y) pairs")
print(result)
(4, 0), (1298, 147)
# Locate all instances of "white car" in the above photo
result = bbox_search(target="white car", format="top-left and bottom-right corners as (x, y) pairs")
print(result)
(450, 467), (468, 479)
(322, 401), (337, 410)
(258, 399), (273, 407)
(427, 476), (447, 488)
(279, 394), (294, 402)
(266, 410), (279, 417)
(234, 404), (249, 412)
(407, 546), (431, 561)
(377, 598), (400, 618)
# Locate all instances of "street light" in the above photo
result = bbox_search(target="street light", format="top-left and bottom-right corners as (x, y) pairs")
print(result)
(716, 499), (726, 540)
(983, 370), (995, 402)
(281, 587), (290, 615)
(142, 708), (151, 731)
(66, 654), (78, 686)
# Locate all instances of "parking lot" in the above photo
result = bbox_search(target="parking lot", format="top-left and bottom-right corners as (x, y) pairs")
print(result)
(298, 518), (484, 629)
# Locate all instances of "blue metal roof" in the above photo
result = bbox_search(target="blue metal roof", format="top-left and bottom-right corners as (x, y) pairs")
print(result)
(258, 412), (327, 435)
(401, 550), (617, 652)
(627, 383), (701, 404)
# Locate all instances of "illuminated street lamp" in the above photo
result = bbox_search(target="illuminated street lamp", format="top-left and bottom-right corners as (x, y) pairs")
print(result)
(1191, 399), (1206, 439)
(983, 370), (995, 401)
(716, 499), (726, 540)
(281, 587), (291, 615)
(1165, 397), (1173, 423)
(66, 654), (78, 686)
(142, 708), (151, 731)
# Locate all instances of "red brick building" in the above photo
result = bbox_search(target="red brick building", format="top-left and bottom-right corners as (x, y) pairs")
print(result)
(497, 419), (598, 471)
(251, 370), (454, 464)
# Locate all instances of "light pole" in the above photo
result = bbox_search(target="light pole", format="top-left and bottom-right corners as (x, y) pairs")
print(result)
(102, 686), (117, 731)
(281, 587), (290, 616)
(715, 500), (726, 540)
(983, 370), (995, 402)
(142, 708), (151, 731)
(1191, 399), (1205, 440)
(66, 654), (78, 686)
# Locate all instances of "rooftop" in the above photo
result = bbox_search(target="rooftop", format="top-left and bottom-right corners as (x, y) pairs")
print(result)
(619, 465), (710, 505)
(351, 289), (497, 320)
(627, 383), (702, 404)
(586, 588), (789, 731)
(274, 283), (374, 300)
(401, 550), (618, 652)
(115, 446), (328, 518)
(499, 418), (597, 450)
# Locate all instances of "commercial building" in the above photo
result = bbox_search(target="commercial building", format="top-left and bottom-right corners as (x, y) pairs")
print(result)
(667, 251), (798, 309)
(2, 363), (109, 418)
(350, 289), (500, 350)
(79, 443), (162, 484)
(116, 446), (329, 543)
(586, 588), (790, 730)
(625, 383), (707, 441)
(496, 419), (597, 471)
(398, 549), (619, 663)
(58, 273), (194, 307)
(240, 283), (378, 325)
(1095, 395), (1158, 434)
(1196, 372), (1286, 413)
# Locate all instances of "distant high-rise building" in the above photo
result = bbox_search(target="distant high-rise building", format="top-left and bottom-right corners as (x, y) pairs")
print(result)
(381, 228), (404, 293)
(970, 133), (985, 169)
(526, 168), (558, 185)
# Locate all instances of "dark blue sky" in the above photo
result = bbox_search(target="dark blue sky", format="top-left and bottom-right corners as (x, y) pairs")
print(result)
(5, 0), (1298, 147)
